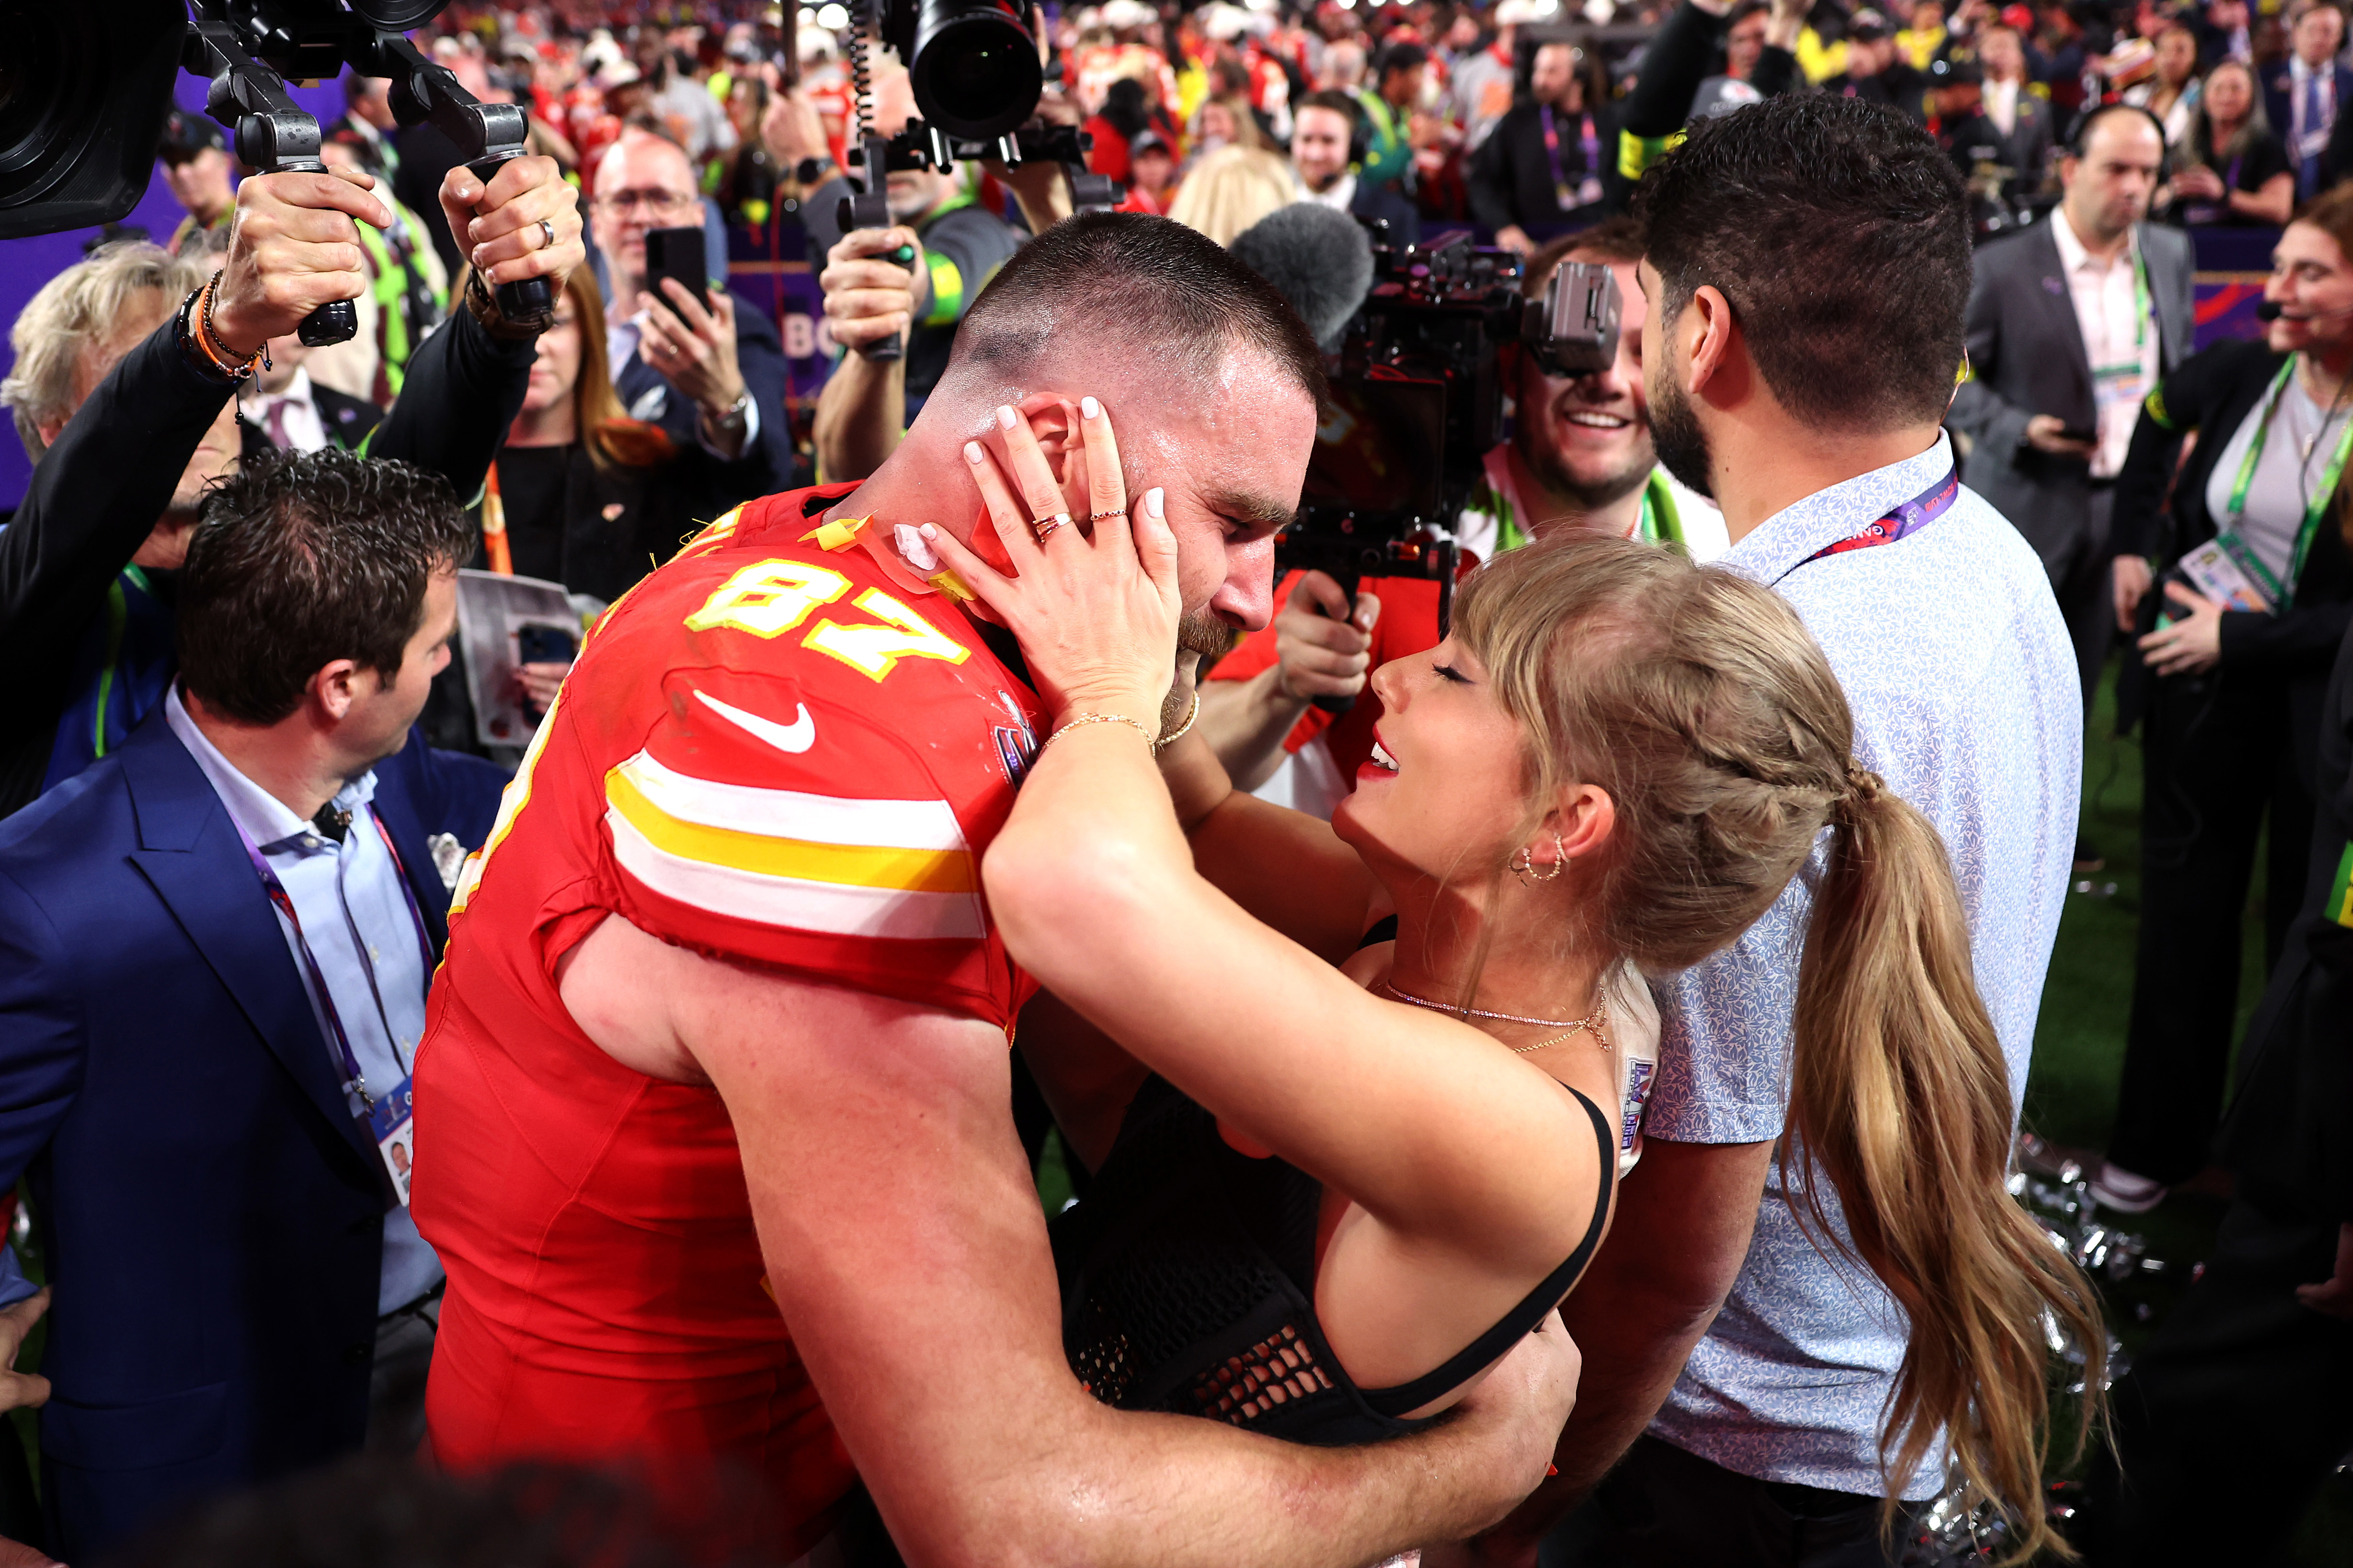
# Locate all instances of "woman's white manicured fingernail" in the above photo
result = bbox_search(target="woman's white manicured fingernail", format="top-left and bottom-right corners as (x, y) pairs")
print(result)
(1082, 395), (1101, 420)
(1146, 488), (1165, 519)
(919, 523), (938, 537)
(996, 405), (1017, 430)
(964, 441), (984, 464)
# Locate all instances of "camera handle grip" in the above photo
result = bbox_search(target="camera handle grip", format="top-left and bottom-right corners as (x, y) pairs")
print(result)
(839, 167), (906, 364)
(465, 151), (555, 330)
(1309, 566), (1361, 716)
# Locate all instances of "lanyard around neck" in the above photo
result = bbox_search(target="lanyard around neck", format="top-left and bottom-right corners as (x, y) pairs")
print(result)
(2222, 354), (2353, 602)
(234, 807), (436, 1108)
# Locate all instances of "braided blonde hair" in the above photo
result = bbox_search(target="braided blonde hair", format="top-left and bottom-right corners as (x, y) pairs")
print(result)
(1452, 532), (2103, 1564)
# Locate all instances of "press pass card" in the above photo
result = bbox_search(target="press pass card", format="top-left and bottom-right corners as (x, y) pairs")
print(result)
(2175, 537), (2277, 615)
(366, 1076), (418, 1206)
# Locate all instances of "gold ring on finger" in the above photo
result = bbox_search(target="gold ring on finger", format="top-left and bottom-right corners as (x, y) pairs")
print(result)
(1032, 512), (1073, 542)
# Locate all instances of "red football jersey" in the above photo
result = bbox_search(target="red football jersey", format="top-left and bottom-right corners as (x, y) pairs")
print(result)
(412, 484), (1043, 1556)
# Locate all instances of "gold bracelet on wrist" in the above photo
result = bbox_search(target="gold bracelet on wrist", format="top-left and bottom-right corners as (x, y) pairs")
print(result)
(1157, 690), (1201, 752)
(1045, 713), (1157, 751)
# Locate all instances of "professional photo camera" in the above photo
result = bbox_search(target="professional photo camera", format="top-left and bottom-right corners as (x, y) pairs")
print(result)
(1, 0), (549, 343)
(1282, 236), (1624, 631)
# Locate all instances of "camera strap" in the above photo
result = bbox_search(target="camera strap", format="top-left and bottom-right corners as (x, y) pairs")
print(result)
(1786, 463), (1960, 575)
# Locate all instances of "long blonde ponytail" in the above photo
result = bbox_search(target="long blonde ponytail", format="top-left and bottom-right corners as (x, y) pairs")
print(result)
(1452, 532), (2103, 1561)
(1791, 774), (2105, 1562)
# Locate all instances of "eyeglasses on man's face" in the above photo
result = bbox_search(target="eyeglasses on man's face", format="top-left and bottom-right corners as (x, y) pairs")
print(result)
(595, 188), (701, 218)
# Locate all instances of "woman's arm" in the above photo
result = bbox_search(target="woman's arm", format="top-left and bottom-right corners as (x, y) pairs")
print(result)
(927, 408), (1595, 1278)
(2237, 170), (2296, 226)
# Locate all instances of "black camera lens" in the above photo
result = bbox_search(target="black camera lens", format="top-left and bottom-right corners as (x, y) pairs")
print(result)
(907, 0), (1043, 141)
(0, 6), (87, 201)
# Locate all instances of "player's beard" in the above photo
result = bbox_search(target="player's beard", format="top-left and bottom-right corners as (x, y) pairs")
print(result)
(1165, 609), (1234, 736)
(1648, 370), (1716, 501)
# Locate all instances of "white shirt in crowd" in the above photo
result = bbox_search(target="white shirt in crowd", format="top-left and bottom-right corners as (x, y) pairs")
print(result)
(1983, 76), (2020, 136)
(1299, 171), (1358, 213)
(2051, 207), (2161, 480)
(242, 368), (330, 454)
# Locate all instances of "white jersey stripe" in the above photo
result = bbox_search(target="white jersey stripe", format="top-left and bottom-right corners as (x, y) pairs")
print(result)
(607, 808), (988, 941)
(614, 749), (971, 852)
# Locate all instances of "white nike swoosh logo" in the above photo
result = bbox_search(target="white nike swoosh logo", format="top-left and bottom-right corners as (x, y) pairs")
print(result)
(695, 691), (815, 753)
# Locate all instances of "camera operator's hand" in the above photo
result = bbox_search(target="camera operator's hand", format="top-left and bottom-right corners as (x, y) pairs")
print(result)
(207, 168), (393, 359)
(822, 226), (928, 354)
(1273, 571), (1382, 702)
(443, 155), (584, 293)
(762, 87), (832, 172)
(637, 280), (750, 441)
(1493, 225), (1535, 256)
(2023, 413), (2098, 458)
(989, 158), (1076, 232)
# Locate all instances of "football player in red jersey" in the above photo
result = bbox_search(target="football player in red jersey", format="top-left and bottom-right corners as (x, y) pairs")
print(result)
(412, 212), (1579, 1564)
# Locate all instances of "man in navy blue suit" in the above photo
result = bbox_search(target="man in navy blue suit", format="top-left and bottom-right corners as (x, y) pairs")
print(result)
(0, 449), (503, 1558)
(591, 128), (794, 501)
(2264, 2), (2353, 202)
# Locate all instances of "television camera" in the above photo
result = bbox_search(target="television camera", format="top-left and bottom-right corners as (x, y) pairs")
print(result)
(1284, 236), (1624, 640)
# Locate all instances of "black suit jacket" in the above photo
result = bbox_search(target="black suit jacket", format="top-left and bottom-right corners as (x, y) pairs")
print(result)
(0, 713), (502, 1557)
(611, 286), (794, 507)
(2262, 59), (2353, 187)
(1464, 100), (1613, 237)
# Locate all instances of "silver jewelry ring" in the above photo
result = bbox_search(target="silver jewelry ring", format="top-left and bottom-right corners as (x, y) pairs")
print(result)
(1032, 512), (1073, 542)
(537, 217), (556, 251)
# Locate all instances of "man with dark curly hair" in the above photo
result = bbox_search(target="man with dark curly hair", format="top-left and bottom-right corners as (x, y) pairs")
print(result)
(0, 448), (502, 1558)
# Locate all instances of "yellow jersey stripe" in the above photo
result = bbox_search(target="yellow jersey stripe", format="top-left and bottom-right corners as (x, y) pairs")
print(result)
(607, 809), (987, 940)
(613, 749), (969, 851)
(606, 766), (977, 893)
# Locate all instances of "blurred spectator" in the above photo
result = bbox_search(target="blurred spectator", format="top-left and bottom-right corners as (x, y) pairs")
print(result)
(1084, 77), (1165, 186)
(2265, 2), (2352, 202)
(240, 335), (385, 456)
(158, 109), (236, 257)
(0, 159), (578, 819)
(1960, 22), (2056, 196)
(2173, 59), (2295, 225)
(316, 130), (450, 406)
(1320, 37), (1369, 92)
(590, 130), (792, 497)
(330, 75), (404, 184)
(1449, 0), (1542, 150)
(1354, 40), (1428, 188)
(1470, 42), (1613, 253)
(1898, 0), (1950, 68)
(634, 33), (736, 166)
(1183, 94), (1273, 173)
(716, 74), (782, 226)
(1824, 8), (1931, 120)
(1165, 145), (1300, 245)
(2097, 187), (2353, 1216)
(1121, 131), (1178, 214)
(2197, 0), (2255, 66)
(0, 446), (506, 1559)
(2123, 23), (2205, 148)
(1950, 104), (2191, 765)
(1685, 0), (1775, 118)
(1290, 91), (1421, 244)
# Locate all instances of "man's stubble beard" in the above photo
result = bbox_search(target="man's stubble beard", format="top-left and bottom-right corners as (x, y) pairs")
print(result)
(1166, 609), (1234, 735)
(1647, 369), (1715, 501)
(1520, 409), (1653, 516)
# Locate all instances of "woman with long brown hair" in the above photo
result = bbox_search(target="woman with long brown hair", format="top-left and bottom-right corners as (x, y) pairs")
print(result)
(2097, 185), (2353, 1217)
(921, 404), (2106, 1562)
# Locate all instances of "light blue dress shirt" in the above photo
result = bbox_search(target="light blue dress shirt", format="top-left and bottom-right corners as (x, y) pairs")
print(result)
(1645, 434), (2081, 1499)
(164, 688), (444, 1316)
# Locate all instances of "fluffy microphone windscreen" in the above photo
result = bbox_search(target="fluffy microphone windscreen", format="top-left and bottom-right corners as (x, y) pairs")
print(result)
(1229, 203), (1376, 353)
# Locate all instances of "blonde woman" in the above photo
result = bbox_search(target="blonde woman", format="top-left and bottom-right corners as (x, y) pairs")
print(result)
(918, 403), (2107, 1562)
(1165, 146), (1297, 246)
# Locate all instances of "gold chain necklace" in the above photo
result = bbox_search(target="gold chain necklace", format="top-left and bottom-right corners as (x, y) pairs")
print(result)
(1511, 1005), (1612, 1055)
(1379, 980), (1612, 1054)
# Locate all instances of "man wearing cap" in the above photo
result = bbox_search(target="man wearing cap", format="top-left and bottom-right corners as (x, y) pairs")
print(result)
(157, 110), (237, 256)
(1824, 11), (1930, 120)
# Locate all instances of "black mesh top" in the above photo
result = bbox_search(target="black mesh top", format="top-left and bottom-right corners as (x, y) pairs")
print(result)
(1050, 1073), (1618, 1446)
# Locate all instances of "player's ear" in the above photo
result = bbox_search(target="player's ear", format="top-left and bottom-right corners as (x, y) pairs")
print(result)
(1015, 394), (1084, 485)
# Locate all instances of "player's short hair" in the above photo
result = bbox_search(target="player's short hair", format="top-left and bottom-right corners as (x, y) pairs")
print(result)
(178, 449), (475, 726)
(1633, 94), (1969, 433)
(944, 211), (1327, 405)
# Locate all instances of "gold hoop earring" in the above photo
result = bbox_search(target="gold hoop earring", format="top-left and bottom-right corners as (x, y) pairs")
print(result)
(1509, 834), (1569, 887)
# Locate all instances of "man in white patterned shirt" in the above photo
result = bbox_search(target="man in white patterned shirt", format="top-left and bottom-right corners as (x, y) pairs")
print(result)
(1466, 94), (2079, 1568)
